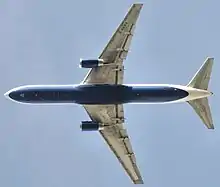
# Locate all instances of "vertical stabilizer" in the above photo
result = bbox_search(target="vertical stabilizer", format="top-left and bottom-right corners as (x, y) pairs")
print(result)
(187, 57), (214, 129)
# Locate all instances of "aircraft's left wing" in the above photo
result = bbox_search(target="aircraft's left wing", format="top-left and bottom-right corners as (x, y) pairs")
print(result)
(82, 3), (143, 84)
(83, 104), (143, 184)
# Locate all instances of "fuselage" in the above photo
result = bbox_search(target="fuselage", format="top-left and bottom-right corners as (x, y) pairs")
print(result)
(4, 84), (211, 105)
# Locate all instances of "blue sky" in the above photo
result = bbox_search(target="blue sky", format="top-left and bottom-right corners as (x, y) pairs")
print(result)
(1, 0), (220, 186)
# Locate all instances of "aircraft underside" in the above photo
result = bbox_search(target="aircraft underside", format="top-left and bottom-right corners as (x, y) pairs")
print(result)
(4, 3), (214, 184)
(5, 84), (190, 105)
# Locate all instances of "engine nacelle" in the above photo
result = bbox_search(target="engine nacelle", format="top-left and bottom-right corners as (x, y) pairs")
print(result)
(80, 121), (103, 131)
(79, 59), (104, 68)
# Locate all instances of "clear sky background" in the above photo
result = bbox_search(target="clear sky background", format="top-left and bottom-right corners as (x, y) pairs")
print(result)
(1, 0), (220, 186)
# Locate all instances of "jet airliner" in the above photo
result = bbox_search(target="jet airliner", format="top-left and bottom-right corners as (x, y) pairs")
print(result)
(4, 4), (214, 184)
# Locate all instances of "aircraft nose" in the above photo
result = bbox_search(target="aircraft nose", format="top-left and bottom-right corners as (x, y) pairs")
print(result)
(4, 91), (10, 99)
(8, 90), (20, 101)
(4, 89), (22, 101)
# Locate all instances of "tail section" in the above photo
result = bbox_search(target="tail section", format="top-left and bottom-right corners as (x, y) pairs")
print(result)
(186, 57), (214, 129)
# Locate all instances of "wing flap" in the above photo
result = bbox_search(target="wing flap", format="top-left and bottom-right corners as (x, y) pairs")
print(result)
(124, 138), (133, 153)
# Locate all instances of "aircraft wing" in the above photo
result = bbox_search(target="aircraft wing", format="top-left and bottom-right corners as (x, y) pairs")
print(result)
(83, 104), (144, 184)
(82, 3), (143, 84)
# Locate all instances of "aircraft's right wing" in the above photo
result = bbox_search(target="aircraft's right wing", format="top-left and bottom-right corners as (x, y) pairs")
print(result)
(82, 3), (143, 85)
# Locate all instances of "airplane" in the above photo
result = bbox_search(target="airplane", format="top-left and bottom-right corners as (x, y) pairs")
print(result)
(4, 3), (214, 184)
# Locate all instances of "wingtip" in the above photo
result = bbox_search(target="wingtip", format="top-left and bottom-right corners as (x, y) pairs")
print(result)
(132, 3), (144, 7)
(206, 57), (214, 62)
(206, 122), (214, 129)
(208, 125), (214, 130)
(134, 179), (144, 184)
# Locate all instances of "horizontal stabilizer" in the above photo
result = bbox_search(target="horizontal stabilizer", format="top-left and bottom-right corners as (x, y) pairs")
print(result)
(188, 98), (214, 129)
(187, 57), (214, 90)
(186, 57), (214, 129)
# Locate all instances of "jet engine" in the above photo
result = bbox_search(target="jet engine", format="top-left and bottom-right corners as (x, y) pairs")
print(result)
(79, 59), (104, 68)
(80, 121), (103, 131)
